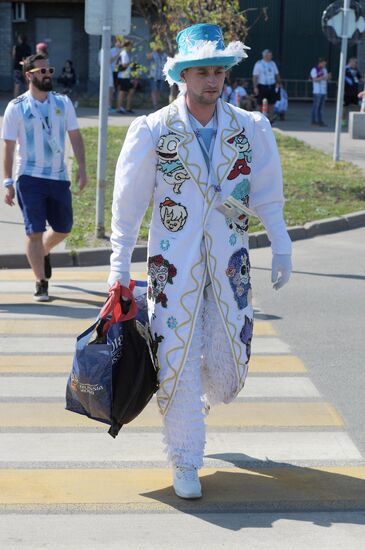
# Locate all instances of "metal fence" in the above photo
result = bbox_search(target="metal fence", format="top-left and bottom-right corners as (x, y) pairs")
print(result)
(281, 79), (338, 101)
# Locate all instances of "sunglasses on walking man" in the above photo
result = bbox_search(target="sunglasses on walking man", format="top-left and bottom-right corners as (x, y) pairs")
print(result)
(28, 67), (55, 75)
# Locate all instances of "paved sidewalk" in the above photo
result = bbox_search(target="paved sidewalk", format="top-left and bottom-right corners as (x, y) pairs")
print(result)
(275, 102), (365, 171)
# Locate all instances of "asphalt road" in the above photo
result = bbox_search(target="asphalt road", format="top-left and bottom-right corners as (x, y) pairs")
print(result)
(250, 226), (365, 456)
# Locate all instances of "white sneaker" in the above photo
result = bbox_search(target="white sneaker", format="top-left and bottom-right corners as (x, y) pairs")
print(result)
(173, 466), (202, 499)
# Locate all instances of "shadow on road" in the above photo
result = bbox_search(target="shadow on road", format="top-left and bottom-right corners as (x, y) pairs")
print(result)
(254, 265), (365, 282)
(54, 284), (107, 296)
(141, 453), (365, 530)
(0, 304), (99, 319)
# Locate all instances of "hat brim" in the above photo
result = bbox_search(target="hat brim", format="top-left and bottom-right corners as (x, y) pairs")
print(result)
(167, 56), (237, 84)
(163, 40), (249, 86)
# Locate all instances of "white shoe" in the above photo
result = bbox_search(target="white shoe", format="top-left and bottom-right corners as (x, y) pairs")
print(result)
(173, 466), (202, 499)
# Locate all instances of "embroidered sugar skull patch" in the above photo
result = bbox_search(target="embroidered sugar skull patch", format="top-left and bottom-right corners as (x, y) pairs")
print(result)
(159, 197), (188, 232)
(226, 213), (249, 240)
(148, 254), (177, 308)
(227, 128), (252, 180)
(157, 133), (190, 194)
(240, 315), (254, 363)
(225, 248), (251, 310)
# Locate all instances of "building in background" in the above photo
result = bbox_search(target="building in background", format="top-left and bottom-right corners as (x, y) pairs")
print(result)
(0, 0), (149, 93)
(236, 0), (364, 99)
(0, 0), (364, 96)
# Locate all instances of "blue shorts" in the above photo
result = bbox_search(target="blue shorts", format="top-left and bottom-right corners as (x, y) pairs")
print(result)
(16, 175), (73, 235)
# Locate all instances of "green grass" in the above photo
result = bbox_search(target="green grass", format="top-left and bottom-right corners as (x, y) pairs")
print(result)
(66, 126), (365, 249)
(68, 126), (152, 249)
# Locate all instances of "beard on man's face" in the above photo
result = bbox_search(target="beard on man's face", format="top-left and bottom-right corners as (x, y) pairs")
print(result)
(32, 75), (53, 91)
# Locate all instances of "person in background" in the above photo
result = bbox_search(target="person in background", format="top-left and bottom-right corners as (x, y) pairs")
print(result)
(98, 38), (122, 112)
(310, 57), (331, 127)
(12, 34), (31, 98)
(147, 45), (167, 109)
(229, 79), (256, 111)
(252, 49), (281, 123)
(116, 40), (135, 114)
(112, 36), (123, 108)
(58, 60), (77, 105)
(1, 53), (87, 302)
(274, 86), (288, 121)
(343, 57), (363, 126)
(221, 79), (232, 103)
(359, 86), (365, 112)
(36, 42), (49, 58)
(229, 78), (247, 107)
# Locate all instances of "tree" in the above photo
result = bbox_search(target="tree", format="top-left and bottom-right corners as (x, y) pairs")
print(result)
(133, 0), (267, 55)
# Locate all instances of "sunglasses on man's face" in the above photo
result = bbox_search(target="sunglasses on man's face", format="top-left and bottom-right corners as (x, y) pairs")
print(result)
(28, 67), (55, 75)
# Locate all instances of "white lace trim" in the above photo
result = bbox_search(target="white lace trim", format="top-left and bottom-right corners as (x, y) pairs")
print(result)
(201, 286), (238, 406)
(162, 285), (237, 468)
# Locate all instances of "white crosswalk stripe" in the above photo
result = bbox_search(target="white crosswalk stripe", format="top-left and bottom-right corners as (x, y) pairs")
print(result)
(0, 375), (321, 399)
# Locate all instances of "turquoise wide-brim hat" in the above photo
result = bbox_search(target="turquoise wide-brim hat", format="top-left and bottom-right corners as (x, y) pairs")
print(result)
(163, 23), (249, 86)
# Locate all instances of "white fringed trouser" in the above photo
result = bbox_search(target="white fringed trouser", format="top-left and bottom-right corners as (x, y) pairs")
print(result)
(163, 283), (237, 469)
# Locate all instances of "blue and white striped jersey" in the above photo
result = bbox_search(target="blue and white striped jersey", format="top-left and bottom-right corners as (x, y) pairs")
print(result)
(1, 91), (79, 181)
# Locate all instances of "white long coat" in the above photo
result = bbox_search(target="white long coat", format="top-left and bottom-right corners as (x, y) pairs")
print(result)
(110, 95), (285, 415)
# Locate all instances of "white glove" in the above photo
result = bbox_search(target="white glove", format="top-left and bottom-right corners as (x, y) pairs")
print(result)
(254, 202), (292, 255)
(271, 254), (292, 290)
(107, 270), (131, 289)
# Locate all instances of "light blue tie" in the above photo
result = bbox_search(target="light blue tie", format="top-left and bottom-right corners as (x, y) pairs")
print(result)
(197, 128), (215, 169)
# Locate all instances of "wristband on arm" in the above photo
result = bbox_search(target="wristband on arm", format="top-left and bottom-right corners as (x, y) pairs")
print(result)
(3, 178), (14, 188)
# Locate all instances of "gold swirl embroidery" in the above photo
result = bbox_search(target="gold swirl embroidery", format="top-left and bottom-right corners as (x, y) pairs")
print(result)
(157, 255), (207, 414)
(204, 230), (248, 390)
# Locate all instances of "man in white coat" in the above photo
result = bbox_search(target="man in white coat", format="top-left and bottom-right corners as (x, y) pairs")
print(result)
(108, 24), (292, 499)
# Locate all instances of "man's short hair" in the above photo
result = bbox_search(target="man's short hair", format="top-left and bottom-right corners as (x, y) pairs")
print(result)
(262, 49), (271, 56)
(318, 57), (327, 63)
(22, 53), (48, 76)
(122, 40), (132, 48)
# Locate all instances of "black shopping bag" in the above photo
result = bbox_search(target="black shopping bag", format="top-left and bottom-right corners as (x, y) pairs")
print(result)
(106, 281), (161, 438)
(65, 281), (161, 437)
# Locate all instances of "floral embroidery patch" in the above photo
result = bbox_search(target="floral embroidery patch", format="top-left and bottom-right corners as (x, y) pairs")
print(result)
(147, 254), (177, 308)
(167, 316), (177, 329)
(156, 133), (189, 194)
(227, 128), (252, 180)
(225, 247), (251, 310)
(160, 239), (170, 252)
(229, 233), (237, 246)
(240, 315), (253, 363)
(159, 197), (188, 232)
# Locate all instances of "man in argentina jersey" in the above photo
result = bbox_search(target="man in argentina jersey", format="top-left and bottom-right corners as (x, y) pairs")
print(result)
(2, 53), (87, 301)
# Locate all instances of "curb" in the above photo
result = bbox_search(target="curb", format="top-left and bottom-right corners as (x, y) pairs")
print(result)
(1, 210), (365, 270)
